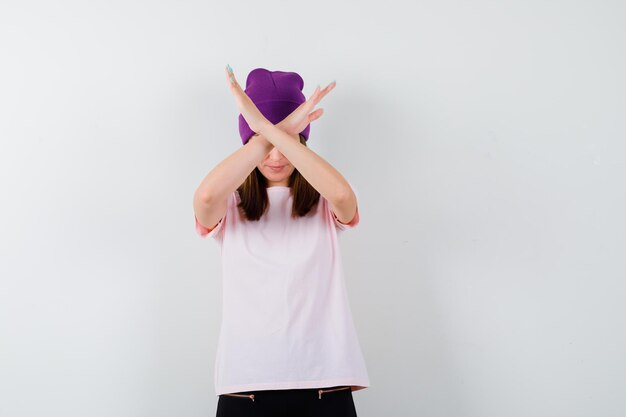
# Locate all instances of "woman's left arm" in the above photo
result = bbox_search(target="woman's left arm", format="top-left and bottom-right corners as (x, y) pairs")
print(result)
(258, 123), (357, 224)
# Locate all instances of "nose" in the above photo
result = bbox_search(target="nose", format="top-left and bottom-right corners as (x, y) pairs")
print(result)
(268, 147), (283, 161)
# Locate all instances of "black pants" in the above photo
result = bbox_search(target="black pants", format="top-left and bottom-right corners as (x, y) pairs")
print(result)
(216, 385), (358, 417)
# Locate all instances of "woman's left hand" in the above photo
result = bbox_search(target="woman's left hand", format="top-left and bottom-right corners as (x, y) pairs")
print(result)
(225, 64), (270, 135)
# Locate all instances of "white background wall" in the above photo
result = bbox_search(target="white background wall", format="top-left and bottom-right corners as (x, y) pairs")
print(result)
(1, 0), (625, 416)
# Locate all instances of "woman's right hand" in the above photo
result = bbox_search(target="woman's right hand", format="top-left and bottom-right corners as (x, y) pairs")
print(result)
(280, 81), (336, 135)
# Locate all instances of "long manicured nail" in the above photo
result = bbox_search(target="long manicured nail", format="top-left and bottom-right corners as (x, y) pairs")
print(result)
(226, 64), (234, 83)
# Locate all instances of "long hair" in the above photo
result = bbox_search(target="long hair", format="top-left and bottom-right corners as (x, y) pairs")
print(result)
(236, 134), (320, 221)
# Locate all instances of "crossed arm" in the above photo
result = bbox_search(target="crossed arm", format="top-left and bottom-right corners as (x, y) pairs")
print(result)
(193, 122), (357, 229)
(256, 122), (357, 224)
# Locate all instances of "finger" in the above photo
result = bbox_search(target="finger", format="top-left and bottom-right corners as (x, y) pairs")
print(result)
(225, 67), (240, 93)
(226, 64), (242, 89)
(308, 82), (333, 106)
(301, 90), (319, 111)
(307, 86), (321, 102)
(309, 108), (324, 122)
(318, 81), (335, 100)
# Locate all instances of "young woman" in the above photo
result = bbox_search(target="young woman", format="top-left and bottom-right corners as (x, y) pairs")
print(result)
(193, 66), (370, 417)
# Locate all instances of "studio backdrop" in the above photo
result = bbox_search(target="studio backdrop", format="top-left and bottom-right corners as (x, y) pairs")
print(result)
(1, 0), (625, 416)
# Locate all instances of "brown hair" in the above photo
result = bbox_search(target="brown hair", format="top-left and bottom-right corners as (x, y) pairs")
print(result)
(236, 134), (320, 221)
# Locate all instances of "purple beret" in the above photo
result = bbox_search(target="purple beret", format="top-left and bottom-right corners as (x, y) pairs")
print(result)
(238, 67), (311, 145)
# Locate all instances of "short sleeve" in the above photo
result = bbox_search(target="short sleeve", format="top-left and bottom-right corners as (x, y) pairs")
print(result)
(326, 181), (360, 232)
(194, 191), (234, 240)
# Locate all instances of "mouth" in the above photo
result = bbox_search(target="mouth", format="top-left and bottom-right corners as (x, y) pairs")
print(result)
(268, 165), (284, 171)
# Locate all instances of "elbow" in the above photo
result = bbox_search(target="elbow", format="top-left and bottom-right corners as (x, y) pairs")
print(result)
(193, 189), (213, 206)
(335, 184), (354, 204)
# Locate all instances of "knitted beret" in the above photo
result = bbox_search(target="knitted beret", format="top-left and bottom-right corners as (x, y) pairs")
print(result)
(238, 67), (310, 145)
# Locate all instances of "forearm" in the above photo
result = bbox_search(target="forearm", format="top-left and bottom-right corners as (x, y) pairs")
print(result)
(258, 122), (351, 203)
(194, 135), (273, 203)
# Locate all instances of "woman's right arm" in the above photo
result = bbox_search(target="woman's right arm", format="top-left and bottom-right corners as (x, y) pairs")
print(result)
(193, 134), (272, 229)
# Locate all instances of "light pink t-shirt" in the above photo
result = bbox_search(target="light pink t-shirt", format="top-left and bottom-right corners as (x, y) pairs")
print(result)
(195, 184), (370, 396)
